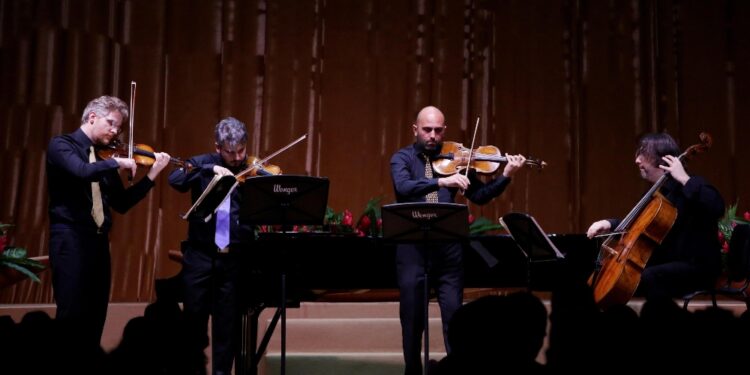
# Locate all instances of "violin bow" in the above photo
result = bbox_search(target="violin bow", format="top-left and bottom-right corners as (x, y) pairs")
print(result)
(464, 117), (481, 178)
(128, 81), (136, 181)
(258, 134), (307, 165)
(235, 134), (308, 179)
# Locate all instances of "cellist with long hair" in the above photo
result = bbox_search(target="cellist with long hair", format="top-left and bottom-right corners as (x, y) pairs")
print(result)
(587, 132), (725, 302)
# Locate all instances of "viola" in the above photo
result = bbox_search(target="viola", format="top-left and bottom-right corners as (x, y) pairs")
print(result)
(431, 141), (547, 176)
(97, 140), (193, 171)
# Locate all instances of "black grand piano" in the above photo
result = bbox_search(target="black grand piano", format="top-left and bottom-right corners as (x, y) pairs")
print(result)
(230, 231), (594, 375)
(239, 232), (595, 306)
(155, 231), (594, 375)
(166, 176), (597, 374)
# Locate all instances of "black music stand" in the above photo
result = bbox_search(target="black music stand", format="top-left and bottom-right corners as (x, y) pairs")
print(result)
(381, 202), (469, 375)
(238, 175), (329, 375)
(499, 212), (565, 290)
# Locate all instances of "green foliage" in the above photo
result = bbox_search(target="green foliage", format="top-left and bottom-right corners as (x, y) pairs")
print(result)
(469, 216), (504, 235)
(719, 201), (749, 244)
(1, 223), (45, 283)
(324, 206), (343, 225)
(717, 200), (750, 273)
(1, 248), (44, 283)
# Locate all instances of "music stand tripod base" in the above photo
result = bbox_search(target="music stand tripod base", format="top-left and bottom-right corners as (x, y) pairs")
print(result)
(381, 202), (469, 375)
(238, 175), (329, 375)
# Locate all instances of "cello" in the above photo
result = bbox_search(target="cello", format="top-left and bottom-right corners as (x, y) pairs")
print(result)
(588, 132), (712, 309)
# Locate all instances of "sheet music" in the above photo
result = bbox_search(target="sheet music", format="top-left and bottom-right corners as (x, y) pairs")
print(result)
(181, 174), (239, 222)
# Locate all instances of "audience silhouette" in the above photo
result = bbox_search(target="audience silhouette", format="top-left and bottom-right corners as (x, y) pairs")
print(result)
(2, 281), (749, 374)
(0, 298), (206, 375)
(431, 291), (549, 374)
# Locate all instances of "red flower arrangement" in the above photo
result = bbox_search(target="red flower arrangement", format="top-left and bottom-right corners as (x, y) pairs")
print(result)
(323, 197), (382, 237)
(256, 197), (504, 237)
(717, 201), (750, 271)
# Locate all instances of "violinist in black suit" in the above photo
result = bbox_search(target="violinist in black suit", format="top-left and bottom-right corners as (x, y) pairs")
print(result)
(46, 95), (171, 349)
(389, 106), (527, 375)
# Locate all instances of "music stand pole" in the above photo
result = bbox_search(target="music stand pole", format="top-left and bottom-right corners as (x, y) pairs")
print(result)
(280, 227), (288, 375)
(422, 229), (430, 375)
(239, 175), (329, 375)
(381, 202), (469, 375)
(275, 214), (291, 375)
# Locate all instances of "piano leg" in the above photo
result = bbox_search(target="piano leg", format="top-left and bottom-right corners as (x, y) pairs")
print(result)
(238, 306), (261, 375)
(238, 297), (285, 374)
(281, 272), (287, 375)
(423, 265), (430, 375)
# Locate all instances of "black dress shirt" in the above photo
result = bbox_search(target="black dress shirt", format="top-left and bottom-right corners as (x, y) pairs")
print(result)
(608, 176), (725, 274)
(390, 142), (512, 204)
(168, 153), (254, 248)
(46, 128), (155, 234)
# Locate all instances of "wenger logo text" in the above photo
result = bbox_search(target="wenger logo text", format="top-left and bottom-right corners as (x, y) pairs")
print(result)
(273, 184), (298, 195)
(411, 211), (438, 219)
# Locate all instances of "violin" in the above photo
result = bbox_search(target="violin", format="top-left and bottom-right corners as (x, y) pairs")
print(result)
(431, 141), (547, 176)
(235, 156), (282, 182)
(97, 140), (193, 171)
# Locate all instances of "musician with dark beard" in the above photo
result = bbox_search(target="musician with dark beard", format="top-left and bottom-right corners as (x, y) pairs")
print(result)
(389, 106), (527, 375)
(168, 117), (254, 375)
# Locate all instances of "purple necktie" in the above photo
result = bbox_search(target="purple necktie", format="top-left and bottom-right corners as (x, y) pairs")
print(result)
(215, 197), (230, 252)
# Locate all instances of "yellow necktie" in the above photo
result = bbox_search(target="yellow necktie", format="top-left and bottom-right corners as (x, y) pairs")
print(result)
(89, 146), (104, 228)
(423, 154), (439, 203)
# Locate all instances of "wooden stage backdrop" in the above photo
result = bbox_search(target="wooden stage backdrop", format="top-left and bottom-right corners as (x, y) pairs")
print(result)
(1, 0), (748, 304)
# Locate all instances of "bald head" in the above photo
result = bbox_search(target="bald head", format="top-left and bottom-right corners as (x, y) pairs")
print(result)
(416, 106), (445, 126)
(413, 106), (446, 151)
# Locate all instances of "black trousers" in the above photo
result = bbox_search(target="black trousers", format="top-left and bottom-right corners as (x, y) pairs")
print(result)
(396, 242), (464, 375)
(49, 226), (111, 348)
(182, 244), (240, 374)
(640, 260), (716, 301)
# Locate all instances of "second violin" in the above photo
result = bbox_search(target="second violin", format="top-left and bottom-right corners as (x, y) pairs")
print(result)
(432, 141), (546, 176)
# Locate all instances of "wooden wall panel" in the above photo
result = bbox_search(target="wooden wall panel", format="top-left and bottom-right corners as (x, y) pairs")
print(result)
(262, 0), (317, 175)
(365, 0), (416, 204)
(319, 0), (408, 214)
(579, 1), (642, 231)
(733, 1), (750, 205)
(489, 1), (573, 231)
(677, 1), (731, 198)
